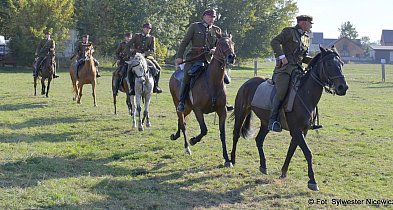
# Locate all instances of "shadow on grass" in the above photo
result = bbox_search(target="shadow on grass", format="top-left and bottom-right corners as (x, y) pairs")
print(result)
(0, 155), (257, 209)
(7, 116), (85, 130)
(0, 102), (48, 111)
(0, 131), (78, 143)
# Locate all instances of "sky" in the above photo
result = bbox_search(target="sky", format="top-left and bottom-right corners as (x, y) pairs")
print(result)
(296, 0), (393, 42)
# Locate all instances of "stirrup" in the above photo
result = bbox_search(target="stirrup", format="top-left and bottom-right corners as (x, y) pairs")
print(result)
(153, 86), (162, 93)
(311, 124), (323, 130)
(268, 121), (282, 132)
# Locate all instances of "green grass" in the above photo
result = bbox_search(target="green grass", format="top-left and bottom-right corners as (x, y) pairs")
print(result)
(1, 63), (393, 209)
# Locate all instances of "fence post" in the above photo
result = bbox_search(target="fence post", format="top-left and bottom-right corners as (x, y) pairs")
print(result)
(381, 59), (386, 82)
(254, 60), (258, 77)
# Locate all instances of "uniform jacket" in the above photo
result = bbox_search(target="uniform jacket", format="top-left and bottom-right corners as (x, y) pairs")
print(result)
(125, 33), (155, 57)
(115, 41), (128, 60)
(176, 21), (221, 62)
(36, 38), (55, 57)
(271, 24), (312, 65)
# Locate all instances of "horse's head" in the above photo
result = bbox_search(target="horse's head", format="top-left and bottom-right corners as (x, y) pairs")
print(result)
(84, 45), (94, 60)
(309, 46), (348, 96)
(214, 33), (236, 65)
(125, 53), (148, 81)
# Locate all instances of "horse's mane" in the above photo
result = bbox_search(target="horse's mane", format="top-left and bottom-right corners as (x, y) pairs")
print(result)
(131, 52), (148, 73)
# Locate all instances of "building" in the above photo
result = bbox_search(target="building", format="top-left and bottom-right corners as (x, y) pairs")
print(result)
(370, 30), (393, 63)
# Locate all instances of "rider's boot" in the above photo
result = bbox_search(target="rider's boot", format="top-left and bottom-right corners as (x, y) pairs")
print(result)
(177, 81), (189, 113)
(153, 72), (162, 93)
(268, 95), (283, 132)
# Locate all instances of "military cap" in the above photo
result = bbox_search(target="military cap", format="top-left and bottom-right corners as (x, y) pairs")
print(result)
(83, 34), (89, 38)
(203, 9), (217, 17)
(124, 32), (131, 37)
(44, 31), (51, 35)
(296, 15), (313, 24)
(143, 23), (152, 29)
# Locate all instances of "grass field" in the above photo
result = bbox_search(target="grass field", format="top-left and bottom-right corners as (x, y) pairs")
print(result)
(1, 63), (393, 209)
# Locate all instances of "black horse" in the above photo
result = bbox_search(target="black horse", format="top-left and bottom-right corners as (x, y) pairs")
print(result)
(231, 46), (348, 191)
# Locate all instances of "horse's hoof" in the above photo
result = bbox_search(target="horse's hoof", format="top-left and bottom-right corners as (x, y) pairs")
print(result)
(184, 147), (192, 155)
(190, 137), (197, 146)
(146, 122), (151, 127)
(308, 182), (319, 191)
(279, 173), (287, 179)
(138, 127), (144, 131)
(259, 167), (268, 175)
(170, 134), (177, 140)
(224, 162), (233, 167)
(46, 95), (49, 98)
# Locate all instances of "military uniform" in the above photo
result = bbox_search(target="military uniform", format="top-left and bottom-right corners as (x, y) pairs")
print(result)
(73, 40), (100, 77)
(34, 37), (56, 77)
(125, 31), (162, 93)
(113, 40), (129, 96)
(175, 21), (222, 112)
(268, 15), (313, 132)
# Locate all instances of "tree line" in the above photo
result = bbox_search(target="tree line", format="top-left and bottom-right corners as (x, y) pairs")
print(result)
(0, 0), (298, 65)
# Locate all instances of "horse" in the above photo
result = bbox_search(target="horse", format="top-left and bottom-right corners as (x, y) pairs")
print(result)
(112, 65), (132, 116)
(230, 46), (349, 191)
(169, 34), (236, 164)
(34, 51), (55, 97)
(69, 45), (97, 106)
(125, 53), (154, 131)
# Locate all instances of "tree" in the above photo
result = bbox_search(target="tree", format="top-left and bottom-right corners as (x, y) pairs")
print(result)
(7, 0), (74, 65)
(338, 21), (358, 39)
(360, 36), (371, 57)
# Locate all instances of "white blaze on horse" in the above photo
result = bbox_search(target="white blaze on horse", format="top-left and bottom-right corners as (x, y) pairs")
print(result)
(125, 53), (154, 131)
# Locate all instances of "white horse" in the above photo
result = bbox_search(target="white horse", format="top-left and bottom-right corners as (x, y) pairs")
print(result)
(125, 53), (154, 131)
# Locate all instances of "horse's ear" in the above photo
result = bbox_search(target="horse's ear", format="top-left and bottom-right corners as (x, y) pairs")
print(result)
(319, 44), (326, 53)
(331, 45), (336, 50)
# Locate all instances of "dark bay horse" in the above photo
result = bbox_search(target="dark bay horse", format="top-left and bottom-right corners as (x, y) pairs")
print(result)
(70, 45), (97, 106)
(169, 34), (236, 165)
(231, 46), (348, 191)
(112, 67), (132, 115)
(34, 51), (55, 97)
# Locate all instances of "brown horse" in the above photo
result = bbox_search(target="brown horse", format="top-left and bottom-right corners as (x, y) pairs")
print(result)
(34, 51), (55, 97)
(231, 46), (348, 191)
(169, 34), (236, 166)
(70, 45), (97, 106)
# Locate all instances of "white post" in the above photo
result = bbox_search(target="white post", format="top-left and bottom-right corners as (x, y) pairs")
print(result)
(381, 59), (386, 82)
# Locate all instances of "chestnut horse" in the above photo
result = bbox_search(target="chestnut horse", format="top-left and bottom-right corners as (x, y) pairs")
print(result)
(34, 51), (55, 97)
(231, 46), (348, 191)
(70, 45), (97, 106)
(169, 34), (236, 166)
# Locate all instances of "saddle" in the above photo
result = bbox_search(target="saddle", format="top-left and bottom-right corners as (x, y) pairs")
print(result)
(174, 61), (207, 103)
(251, 70), (304, 112)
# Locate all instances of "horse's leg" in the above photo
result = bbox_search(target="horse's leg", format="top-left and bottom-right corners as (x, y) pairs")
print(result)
(131, 95), (136, 128)
(113, 93), (117, 115)
(255, 124), (269, 174)
(189, 109), (207, 146)
(216, 108), (232, 167)
(34, 77), (37, 96)
(231, 107), (252, 166)
(144, 93), (151, 127)
(77, 83), (83, 104)
(137, 95), (143, 131)
(92, 80), (97, 107)
(41, 78), (46, 95)
(290, 129), (319, 191)
(170, 118), (181, 140)
(46, 78), (52, 98)
(178, 110), (191, 155)
(280, 138), (297, 179)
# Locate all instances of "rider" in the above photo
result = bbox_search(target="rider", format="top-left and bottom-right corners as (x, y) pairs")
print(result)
(34, 31), (59, 78)
(113, 32), (132, 95)
(175, 9), (233, 113)
(125, 23), (162, 93)
(72, 34), (100, 78)
(268, 15), (314, 132)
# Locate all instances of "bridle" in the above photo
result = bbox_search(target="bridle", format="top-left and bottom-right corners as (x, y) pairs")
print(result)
(213, 37), (235, 67)
(309, 51), (345, 94)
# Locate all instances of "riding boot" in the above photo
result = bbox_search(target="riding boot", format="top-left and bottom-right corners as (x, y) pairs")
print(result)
(153, 72), (162, 93)
(224, 73), (231, 84)
(53, 64), (59, 78)
(177, 81), (190, 113)
(74, 62), (79, 79)
(268, 95), (283, 132)
(33, 66), (39, 77)
(96, 66), (101, 78)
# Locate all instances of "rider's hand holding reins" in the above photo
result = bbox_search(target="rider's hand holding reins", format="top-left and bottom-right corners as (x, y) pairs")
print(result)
(175, 58), (183, 65)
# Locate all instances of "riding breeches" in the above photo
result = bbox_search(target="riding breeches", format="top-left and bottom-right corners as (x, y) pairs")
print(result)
(272, 64), (299, 101)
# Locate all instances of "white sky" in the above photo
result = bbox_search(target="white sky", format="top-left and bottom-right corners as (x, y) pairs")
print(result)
(296, 0), (393, 42)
